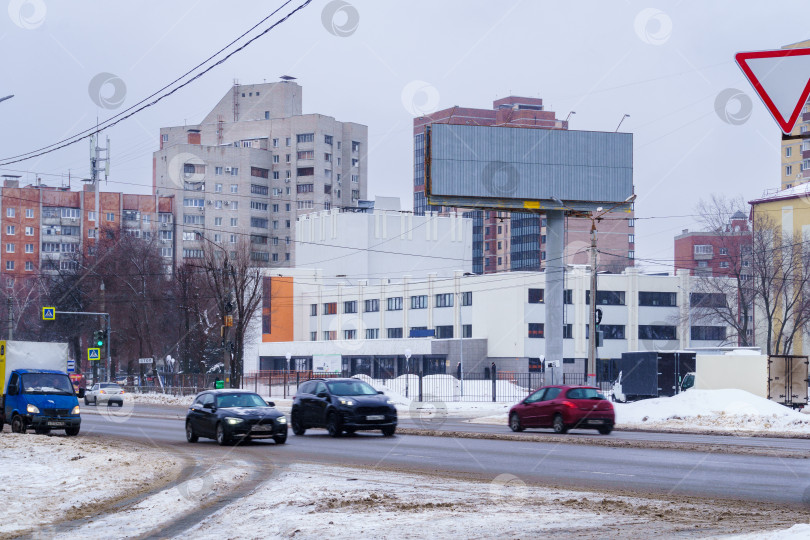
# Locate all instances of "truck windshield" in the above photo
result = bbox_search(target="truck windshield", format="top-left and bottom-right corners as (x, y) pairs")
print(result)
(21, 373), (74, 395)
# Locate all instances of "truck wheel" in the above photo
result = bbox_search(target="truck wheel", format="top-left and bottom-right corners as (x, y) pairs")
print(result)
(11, 415), (25, 433)
(65, 426), (80, 436)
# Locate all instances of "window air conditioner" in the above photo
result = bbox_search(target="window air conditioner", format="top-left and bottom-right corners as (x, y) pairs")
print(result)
(207, 200), (213, 205)
(224, 201), (230, 206)
(225, 167), (232, 173)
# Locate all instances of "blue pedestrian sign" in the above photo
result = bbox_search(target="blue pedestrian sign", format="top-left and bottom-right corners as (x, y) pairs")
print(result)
(42, 307), (55, 321)
(88, 348), (101, 361)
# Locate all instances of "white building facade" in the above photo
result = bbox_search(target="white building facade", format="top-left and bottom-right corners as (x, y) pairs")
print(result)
(250, 265), (732, 377)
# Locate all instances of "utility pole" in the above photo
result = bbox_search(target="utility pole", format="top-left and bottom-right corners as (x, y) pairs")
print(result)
(7, 296), (12, 340)
(588, 219), (597, 385)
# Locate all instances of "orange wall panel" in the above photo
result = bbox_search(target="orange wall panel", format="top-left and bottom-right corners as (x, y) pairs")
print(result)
(262, 276), (294, 342)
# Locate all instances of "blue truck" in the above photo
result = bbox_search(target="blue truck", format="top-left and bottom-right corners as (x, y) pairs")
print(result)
(0, 340), (81, 436)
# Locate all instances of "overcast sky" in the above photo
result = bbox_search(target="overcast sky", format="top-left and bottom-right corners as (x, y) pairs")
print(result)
(0, 0), (807, 272)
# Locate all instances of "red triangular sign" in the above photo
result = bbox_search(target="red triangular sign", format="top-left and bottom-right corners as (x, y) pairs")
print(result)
(736, 47), (810, 134)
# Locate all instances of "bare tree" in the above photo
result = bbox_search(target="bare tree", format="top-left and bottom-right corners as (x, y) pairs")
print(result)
(690, 195), (754, 346)
(200, 236), (265, 388)
(751, 212), (810, 355)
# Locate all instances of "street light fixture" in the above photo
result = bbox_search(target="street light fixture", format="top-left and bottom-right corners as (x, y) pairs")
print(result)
(615, 114), (630, 132)
(0, 95), (13, 105)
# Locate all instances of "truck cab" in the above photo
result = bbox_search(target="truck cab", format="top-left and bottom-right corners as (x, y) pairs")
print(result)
(2, 369), (81, 436)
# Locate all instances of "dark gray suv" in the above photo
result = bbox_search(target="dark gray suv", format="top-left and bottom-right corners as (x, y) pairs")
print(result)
(291, 378), (397, 437)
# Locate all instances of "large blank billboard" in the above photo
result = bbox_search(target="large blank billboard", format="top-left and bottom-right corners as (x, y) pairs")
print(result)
(426, 124), (633, 211)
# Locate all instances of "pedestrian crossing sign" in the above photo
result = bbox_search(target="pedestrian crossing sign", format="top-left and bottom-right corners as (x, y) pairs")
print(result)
(42, 307), (55, 320)
(88, 348), (101, 361)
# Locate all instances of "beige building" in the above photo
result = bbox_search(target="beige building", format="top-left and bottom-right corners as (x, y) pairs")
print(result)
(153, 79), (368, 266)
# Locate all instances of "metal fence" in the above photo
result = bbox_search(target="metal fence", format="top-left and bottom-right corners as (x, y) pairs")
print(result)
(242, 370), (591, 403)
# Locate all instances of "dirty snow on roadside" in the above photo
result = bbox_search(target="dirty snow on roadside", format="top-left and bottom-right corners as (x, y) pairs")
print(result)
(0, 433), (181, 537)
(469, 389), (810, 436)
(186, 464), (616, 539)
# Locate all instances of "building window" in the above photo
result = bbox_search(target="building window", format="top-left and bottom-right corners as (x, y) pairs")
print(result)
(697, 260), (708, 268)
(323, 302), (337, 315)
(323, 331), (337, 341)
(628, 218), (634, 227)
(638, 291), (676, 307)
(230, 167), (239, 176)
(25, 261), (33, 271)
(586, 290), (625, 305)
(364, 299), (379, 312)
(5, 226), (14, 235)
(251, 184), (269, 196)
(629, 234), (635, 244)
(344, 301), (357, 314)
(563, 324), (573, 339)
(786, 165), (793, 176)
(387, 297), (403, 311)
(24, 243), (33, 253)
(528, 323), (544, 338)
(601, 324), (626, 340)
(297, 184), (314, 194)
(638, 325), (677, 340)
(461, 291), (472, 306)
(528, 288), (544, 304)
(435, 326), (454, 339)
(719, 261), (729, 268)
(231, 218), (238, 227)
(411, 295), (427, 309)
(628, 250), (635, 259)
(310, 331), (317, 341)
(563, 290), (573, 304)
(296, 133), (314, 143)
(787, 146), (793, 158)
(6, 208), (14, 218)
(297, 150), (314, 160)
(215, 167), (223, 175)
(5, 243), (13, 253)
(690, 292), (726, 308)
(365, 328), (379, 339)
(215, 183), (223, 193)
(5, 261), (13, 270)
(462, 324), (472, 338)
(25, 209), (34, 218)
(343, 329), (357, 340)
(25, 227), (33, 236)
(691, 326), (727, 341)
(387, 328), (403, 339)
(694, 244), (713, 255)
(435, 293), (453, 308)
(106, 213), (115, 221)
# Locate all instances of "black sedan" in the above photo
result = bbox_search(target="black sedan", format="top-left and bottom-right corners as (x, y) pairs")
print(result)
(185, 390), (287, 446)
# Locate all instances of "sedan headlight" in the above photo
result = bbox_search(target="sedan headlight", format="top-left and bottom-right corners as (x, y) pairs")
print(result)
(27, 404), (40, 414)
(277, 416), (287, 424)
(225, 417), (244, 425)
(339, 399), (355, 407)
(386, 400), (395, 405)
(71, 405), (80, 415)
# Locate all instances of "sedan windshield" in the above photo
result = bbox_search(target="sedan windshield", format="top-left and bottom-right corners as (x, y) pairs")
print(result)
(216, 393), (267, 408)
(21, 373), (74, 395)
(326, 380), (378, 396)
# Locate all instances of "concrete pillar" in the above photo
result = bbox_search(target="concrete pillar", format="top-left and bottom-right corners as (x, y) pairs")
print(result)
(545, 210), (565, 362)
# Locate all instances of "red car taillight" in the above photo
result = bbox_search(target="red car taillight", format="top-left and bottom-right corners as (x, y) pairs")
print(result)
(562, 400), (577, 409)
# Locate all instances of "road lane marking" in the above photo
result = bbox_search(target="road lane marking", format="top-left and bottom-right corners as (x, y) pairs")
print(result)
(579, 471), (636, 477)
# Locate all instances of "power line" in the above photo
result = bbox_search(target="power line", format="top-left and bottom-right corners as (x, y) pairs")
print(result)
(0, 0), (314, 167)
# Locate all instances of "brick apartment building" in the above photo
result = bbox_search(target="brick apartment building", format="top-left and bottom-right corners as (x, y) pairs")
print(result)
(0, 176), (174, 284)
(413, 96), (634, 274)
(673, 211), (751, 277)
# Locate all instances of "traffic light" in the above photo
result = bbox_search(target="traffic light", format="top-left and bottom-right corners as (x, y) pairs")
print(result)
(93, 329), (105, 347)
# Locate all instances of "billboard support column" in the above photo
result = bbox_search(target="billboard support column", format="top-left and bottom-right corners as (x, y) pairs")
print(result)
(545, 210), (565, 368)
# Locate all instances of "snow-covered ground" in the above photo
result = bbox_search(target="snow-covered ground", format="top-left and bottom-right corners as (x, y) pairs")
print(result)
(469, 389), (810, 436)
(0, 433), (181, 537)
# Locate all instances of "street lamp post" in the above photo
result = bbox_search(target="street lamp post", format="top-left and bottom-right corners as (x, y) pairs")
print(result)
(404, 348), (411, 398)
(285, 352), (292, 398)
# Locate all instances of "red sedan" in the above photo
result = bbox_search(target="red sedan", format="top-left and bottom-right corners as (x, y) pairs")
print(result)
(508, 385), (615, 435)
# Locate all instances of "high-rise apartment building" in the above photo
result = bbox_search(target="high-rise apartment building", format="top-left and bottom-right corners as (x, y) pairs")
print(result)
(0, 176), (174, 283)
(780, 39), (810, 190)
(413, 97), (634, 274)
(154, 79), (368, 267)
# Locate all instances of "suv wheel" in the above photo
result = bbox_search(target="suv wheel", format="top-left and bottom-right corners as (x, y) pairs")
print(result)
(291, 412), (306, 436)
(326, 412), (342, 438)
(186, 421), (198, 443)
(381, 426), (396, 437)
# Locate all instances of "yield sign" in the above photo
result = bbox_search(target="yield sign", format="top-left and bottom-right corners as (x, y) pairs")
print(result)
(736, 47), (810, 134)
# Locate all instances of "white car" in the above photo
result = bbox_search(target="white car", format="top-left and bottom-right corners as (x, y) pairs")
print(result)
(84, 382), (125, 407)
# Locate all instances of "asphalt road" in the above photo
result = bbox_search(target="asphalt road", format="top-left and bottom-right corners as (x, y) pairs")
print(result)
(79, 412), (810, 505)
(86, 402), (810, 451)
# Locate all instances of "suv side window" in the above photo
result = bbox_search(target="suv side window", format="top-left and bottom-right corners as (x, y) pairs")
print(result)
(299, 381), (314, 395)
(201, 394), (215, 407)
(315, 382), (327, 395)
(92, 384), (99, 391)
(193, 394), (206, 407)
(544, 388), (562, 401)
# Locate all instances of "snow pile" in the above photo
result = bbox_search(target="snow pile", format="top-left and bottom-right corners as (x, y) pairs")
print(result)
(0, 433), (180, 536)
(185, 464), (620, 538)
(129, 392), (195, 407)
(731, 524), (810, 539)
(615, 389), (810, 434)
